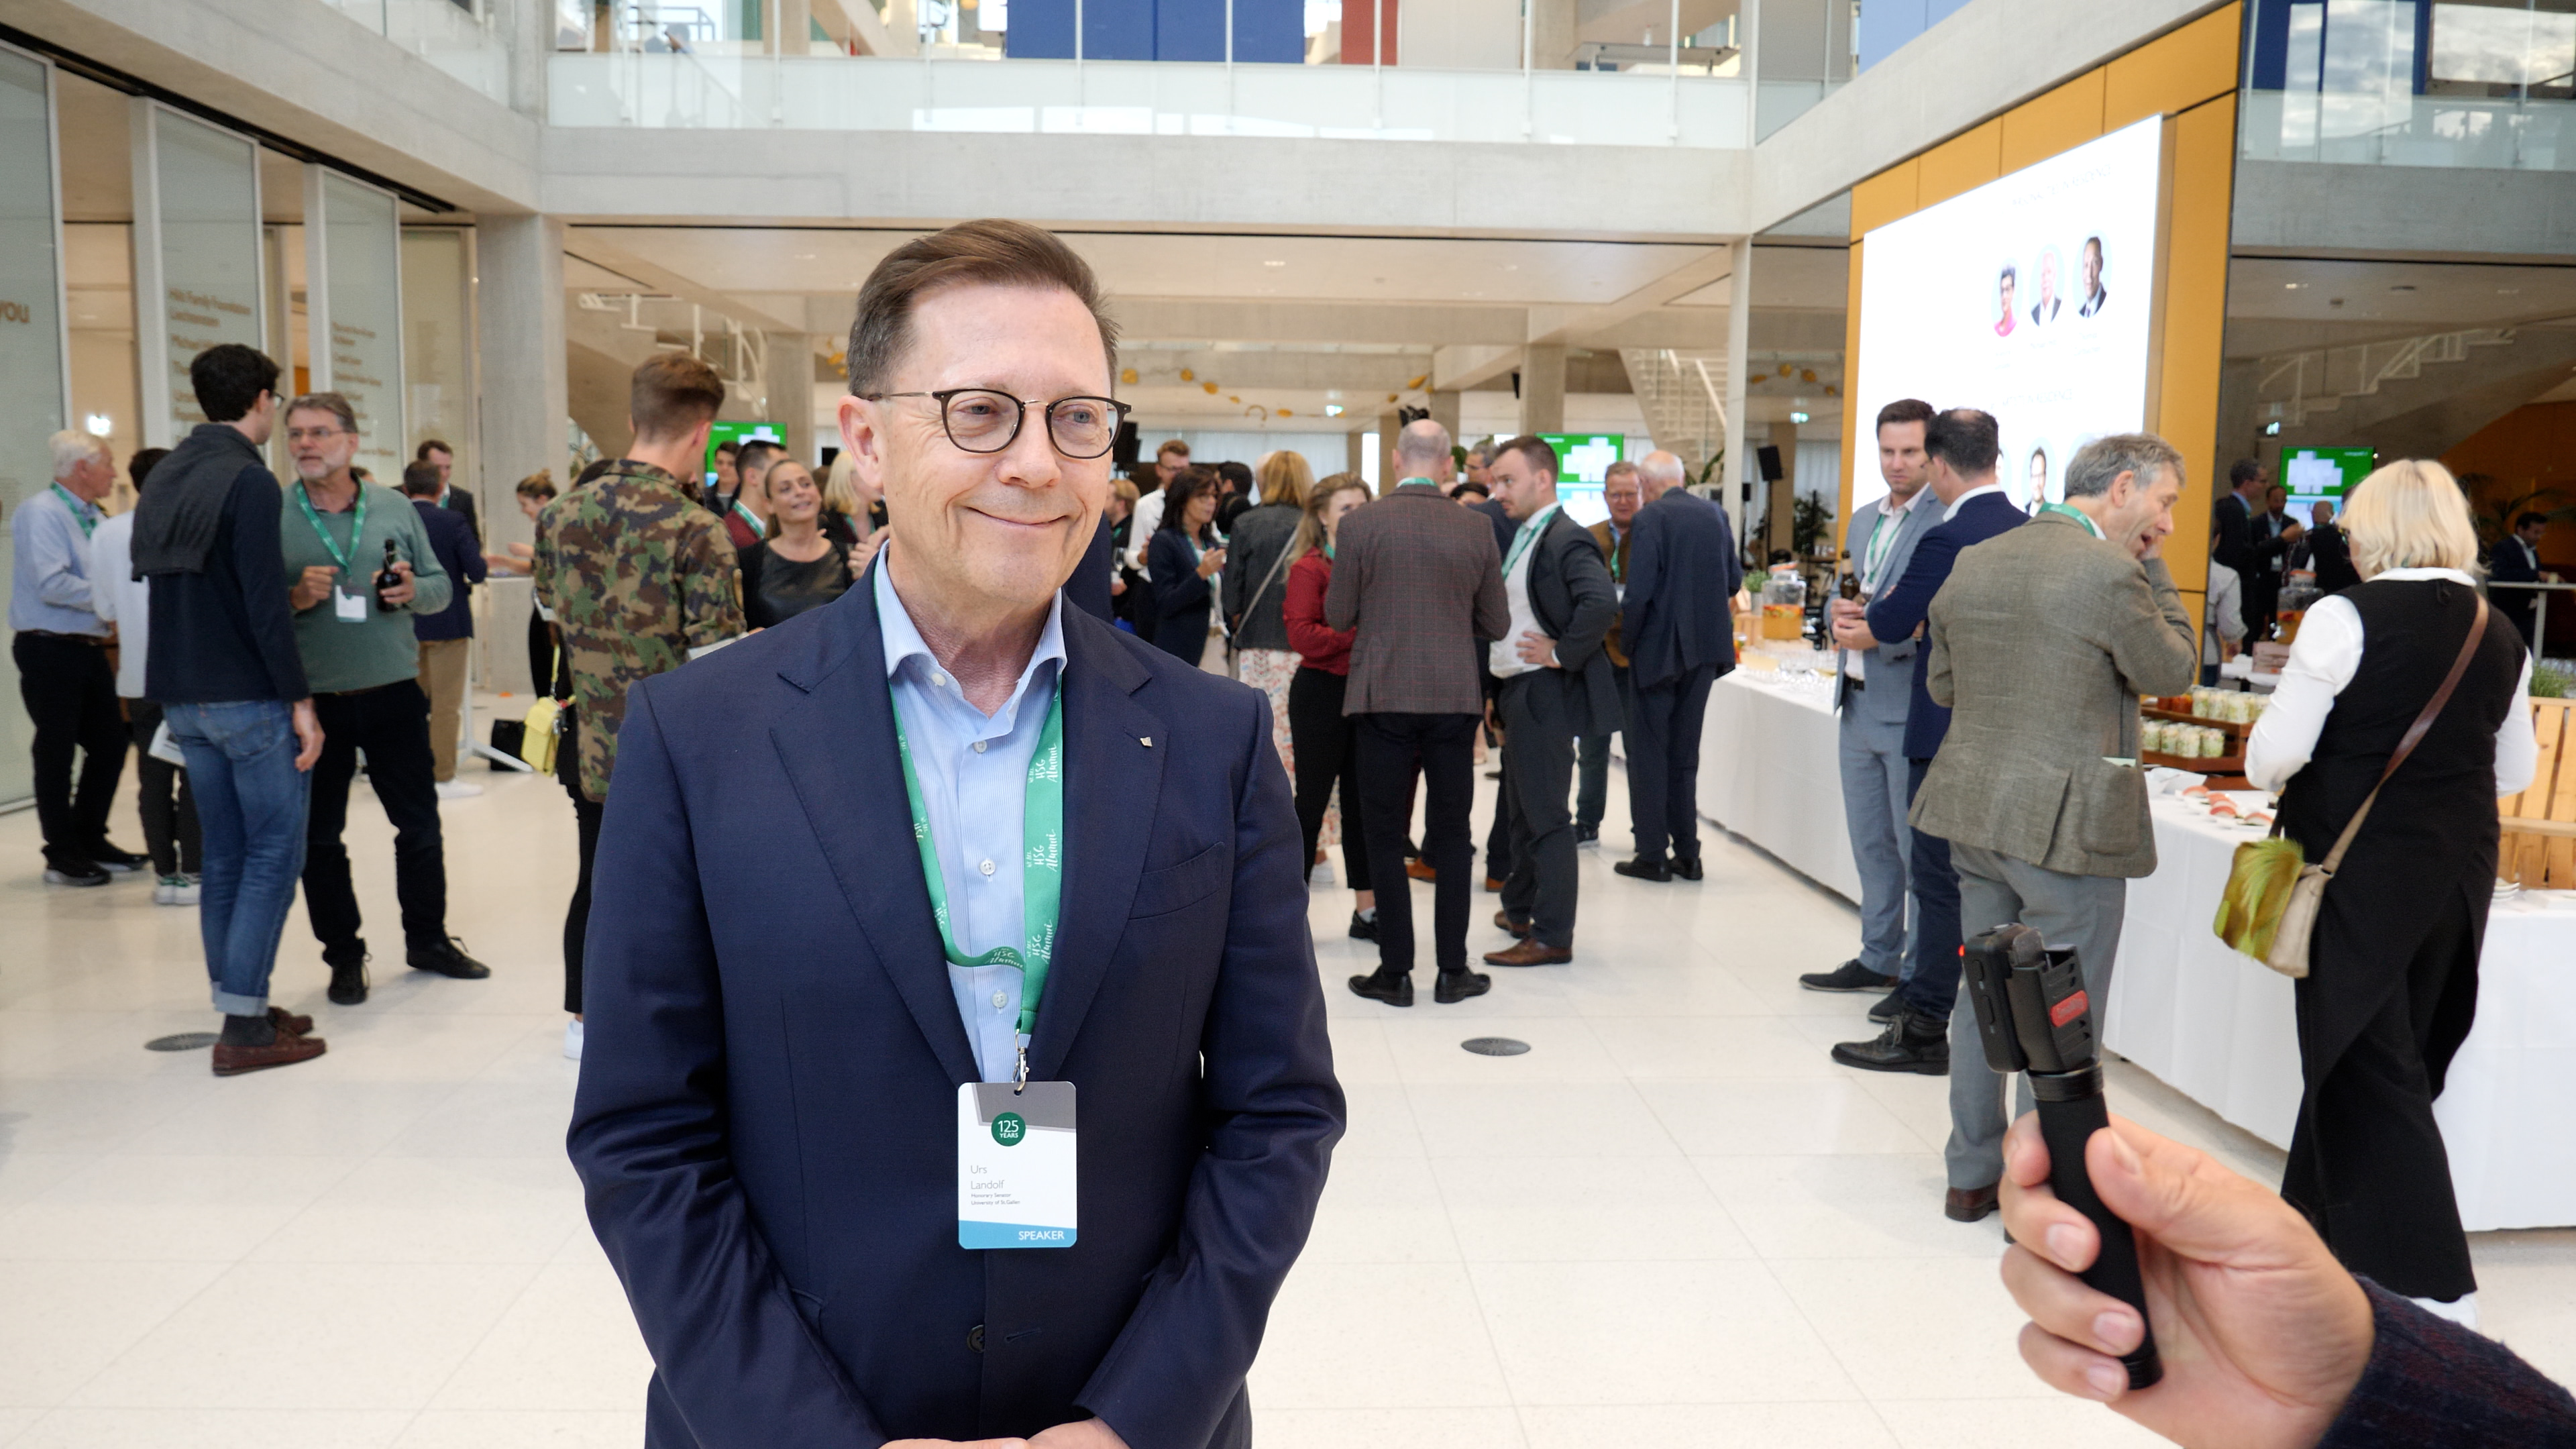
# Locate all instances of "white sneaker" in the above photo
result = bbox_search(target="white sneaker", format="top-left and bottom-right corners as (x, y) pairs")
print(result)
(154, 873), (201, 906)
(435, 780), (484, 800)
(2412, 1292), (2479, 1331)
(563, 1018), (584, 1062)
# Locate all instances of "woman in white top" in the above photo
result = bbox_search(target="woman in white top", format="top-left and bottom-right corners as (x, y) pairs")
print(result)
(2243, 459), (2536, 1327)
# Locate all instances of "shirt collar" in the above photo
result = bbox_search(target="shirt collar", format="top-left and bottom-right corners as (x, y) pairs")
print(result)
(1944, 481), (2008, 522)
(51, 485), (101, 521)
(874, 549), (1067, 726)
(1883, 486), (1923, 516)
(2376, 566), (2478, 586)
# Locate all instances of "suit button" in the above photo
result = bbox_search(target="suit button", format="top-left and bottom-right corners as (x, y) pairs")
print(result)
(967, 1324), (985, 1353)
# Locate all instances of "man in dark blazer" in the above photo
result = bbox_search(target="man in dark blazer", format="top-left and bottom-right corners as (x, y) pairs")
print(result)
(568, 221), (1344, 1449)
(1482, 435), (1617, 967)
(1612, 449), (1740, 883)
(2489, 508), (2552, 651)
(2212, 459), (2288, 639)
(417, 439), (480, 546)
(1824, 411), (2023, 1138)
(1327, 418), (1509, 1005)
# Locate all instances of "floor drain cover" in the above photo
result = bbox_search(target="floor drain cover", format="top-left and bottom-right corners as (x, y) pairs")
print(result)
(1460, 1037), (1532, 1057)
(145, 1032), (219, 1053)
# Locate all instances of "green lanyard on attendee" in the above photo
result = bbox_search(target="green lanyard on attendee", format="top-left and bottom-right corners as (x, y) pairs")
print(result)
(1862, 504), (1903, 586)
(292, 482), (367, 570)
(1503, 503), (1560, 576)
(890, 684), (1066, 1080)
(49, 484), (96, 540)
(733, 498), (766, 540)
(2040, 502), (2105, 539)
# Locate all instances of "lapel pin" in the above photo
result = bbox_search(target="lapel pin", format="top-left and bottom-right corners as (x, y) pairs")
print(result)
(1140, 735), (1153, 747)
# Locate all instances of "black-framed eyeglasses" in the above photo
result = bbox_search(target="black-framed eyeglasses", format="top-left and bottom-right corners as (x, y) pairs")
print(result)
(859, 388), (1132, 460)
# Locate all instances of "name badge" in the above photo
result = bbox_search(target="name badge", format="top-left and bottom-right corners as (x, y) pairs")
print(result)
(957, 1080), (1076, 1249)
(333, 586), (368, 623)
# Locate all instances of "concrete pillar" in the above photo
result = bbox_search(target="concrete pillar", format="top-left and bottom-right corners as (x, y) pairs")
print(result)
(1518, 345), (1566, 436)
(1430, 389), (1462, 446)
(1721, 237), (1752, 540)
(778, 0), (814, 52)
(763, 331), (816, 464)
(475, 214), (568, 696)
(1529, 0), (1578, 68)
(1346, 429), (1367, 479)
(1375, 407), (1403, 486)
(1766, 420), (1801, 559)
(505, 0), (551, 117)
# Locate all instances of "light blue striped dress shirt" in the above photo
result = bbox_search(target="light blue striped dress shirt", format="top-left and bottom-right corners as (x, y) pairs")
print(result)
(875, 558), (1068, 1083)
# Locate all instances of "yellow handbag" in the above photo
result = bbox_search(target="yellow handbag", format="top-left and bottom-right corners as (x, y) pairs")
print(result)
(518, 698), (559, 774)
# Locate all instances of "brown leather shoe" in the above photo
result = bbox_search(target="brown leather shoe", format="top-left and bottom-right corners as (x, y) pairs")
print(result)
(212, 1032), (328, 1077)
(1944, 1183), (2000, 1223)
(1483, 938), (1572, 967)
(1405, 859), (1438, 883)
(1493, 909), (1531, 938)
(268, 1006), (315, 1037)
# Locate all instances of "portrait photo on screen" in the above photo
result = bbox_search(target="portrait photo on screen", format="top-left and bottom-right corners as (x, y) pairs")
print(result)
(1852, 116), (2165, 514)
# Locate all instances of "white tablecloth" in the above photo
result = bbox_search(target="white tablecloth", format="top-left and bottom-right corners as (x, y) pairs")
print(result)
(2103, 799), (2576, 1232)
(1698, 671), (1860, 902)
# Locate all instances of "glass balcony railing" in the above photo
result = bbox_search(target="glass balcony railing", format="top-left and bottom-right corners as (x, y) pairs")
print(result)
(548, 52), (1752, 148)
(320, 0), (513, 104)
(2243, 0), (2576, 171)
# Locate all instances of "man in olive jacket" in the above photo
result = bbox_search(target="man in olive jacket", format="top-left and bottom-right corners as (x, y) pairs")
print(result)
(1911, 433), (2199, 1206)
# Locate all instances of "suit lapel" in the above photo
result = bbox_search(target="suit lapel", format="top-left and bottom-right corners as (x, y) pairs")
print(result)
(768, 573), (980, 1085)
(1025, 612), (1164, 1081)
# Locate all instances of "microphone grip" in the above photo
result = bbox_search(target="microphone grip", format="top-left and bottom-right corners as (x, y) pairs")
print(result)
(2031, 1079), (2162, 1391)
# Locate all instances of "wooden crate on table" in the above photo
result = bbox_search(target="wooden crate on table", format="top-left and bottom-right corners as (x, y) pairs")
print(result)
(2501, 697), (2576, 888)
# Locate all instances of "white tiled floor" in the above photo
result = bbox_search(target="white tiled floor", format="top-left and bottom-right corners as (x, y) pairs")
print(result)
(5, 729), (2573, 1447)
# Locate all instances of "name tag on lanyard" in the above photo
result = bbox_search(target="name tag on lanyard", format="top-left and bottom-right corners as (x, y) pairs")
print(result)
(957, 1081), (1077, 1248)
(333, 586), (368, 623)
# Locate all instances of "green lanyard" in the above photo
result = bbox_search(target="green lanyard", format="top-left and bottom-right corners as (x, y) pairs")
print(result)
(292, 482), (368, 572)
(732, 498), (766, 540)
(1861, 503), (1903, 586)
(890, 682), (1067, 1063)
(1503, 503), (1559, 576)
(1607, 524), (1625, 584)
(2040, 502), (2104, 539)
(49, 484), (96, 539)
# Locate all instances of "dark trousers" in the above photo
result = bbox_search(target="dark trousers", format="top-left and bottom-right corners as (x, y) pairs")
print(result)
(1497, 673), (1579, 947)
(528, 610), (555, 700)
(1354, 712), (1479, 975)
(127, 702), (201, 877)
(303, 680), (447, 958)
(1574, 667), (1624, 833)
(567, 786), (604, 1015)
(12, 632), (125, 866)
(1625, 663), (1716, 865)
(1892, 757), (1966, 1020)
(1287, 667), (1370, 892)
(2284, 886), (2483, 1302)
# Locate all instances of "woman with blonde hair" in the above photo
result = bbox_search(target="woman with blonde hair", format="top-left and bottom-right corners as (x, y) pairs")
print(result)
(2246, 458), (2536, 1328)
(1283, 473), (1379, 936)
(1221, 449), (1320, 768)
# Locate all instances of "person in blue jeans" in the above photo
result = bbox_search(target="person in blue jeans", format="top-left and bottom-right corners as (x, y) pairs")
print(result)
(130, 343), (329, 1077)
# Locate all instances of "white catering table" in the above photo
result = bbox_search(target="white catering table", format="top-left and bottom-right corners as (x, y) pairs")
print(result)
(2102, 798), (2576, 1232)
(1693, 676), (2576, 1231)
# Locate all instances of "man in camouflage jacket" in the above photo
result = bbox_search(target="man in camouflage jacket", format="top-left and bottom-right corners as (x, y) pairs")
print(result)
(533, 354), (743, 1032)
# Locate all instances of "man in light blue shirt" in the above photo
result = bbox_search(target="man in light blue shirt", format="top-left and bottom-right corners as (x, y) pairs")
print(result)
(11, 429), (144, 884)
(875, 551), (1071, 1080)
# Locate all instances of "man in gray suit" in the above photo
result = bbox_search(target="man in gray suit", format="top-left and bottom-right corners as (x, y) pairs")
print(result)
(1911, 432), (2198, 1209)
(1803, 398), (1939, 999)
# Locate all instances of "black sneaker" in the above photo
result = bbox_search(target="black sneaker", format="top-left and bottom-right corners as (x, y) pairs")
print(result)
(1868, 991), (1904, 1024)
(326, 949), (371, 1006)
(1348, 969), (1413, 1007)
(407, 936), (492, 979)
(42, 859), (110, 888)
(1347, 911), (1379, 942)
(1829, 1009), (1951, 1075)
(1799, 959), (1898, 993)
(84, 842), (150, 873)
(1573, 824), (1599, 847)
(1434, 969), (1491, 1004)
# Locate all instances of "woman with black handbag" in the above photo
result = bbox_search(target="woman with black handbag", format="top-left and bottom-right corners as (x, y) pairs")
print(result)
(2245, 459), (2537, 1328)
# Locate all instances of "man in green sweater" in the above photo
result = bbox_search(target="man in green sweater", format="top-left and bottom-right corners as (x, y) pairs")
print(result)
(280, 392), (488, 1006)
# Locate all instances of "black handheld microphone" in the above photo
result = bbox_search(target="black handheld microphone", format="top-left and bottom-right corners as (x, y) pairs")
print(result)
(1960, 924), (2162, 1391)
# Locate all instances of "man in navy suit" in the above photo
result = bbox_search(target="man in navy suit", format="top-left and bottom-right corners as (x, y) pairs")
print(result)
(1611, 449), (1740, 882)
(1824, 411), (2024, 1141)
(568, 220), (1345, 1449)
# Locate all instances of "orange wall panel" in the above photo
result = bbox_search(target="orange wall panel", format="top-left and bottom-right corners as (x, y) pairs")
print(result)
(2153, 94), (2238, 599)
(1915, 120), (2002, 209)
(2106, 3), (2242, 129)
(1839, 239), (1866, 552)
(1849, 164), (1919, 239)
(2443, 400), (2576, 498)
(1999, 70), (2107, 174)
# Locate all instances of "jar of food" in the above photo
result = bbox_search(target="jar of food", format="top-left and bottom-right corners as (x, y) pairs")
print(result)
(1760, 565), (1807, 641)
(2276, 573), (2321, 647)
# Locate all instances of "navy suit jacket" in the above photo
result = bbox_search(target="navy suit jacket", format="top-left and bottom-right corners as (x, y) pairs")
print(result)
(1622, 488), (1742, 690)
(1864, 490), (2023, 760)
(567, 561), (1345, 1449)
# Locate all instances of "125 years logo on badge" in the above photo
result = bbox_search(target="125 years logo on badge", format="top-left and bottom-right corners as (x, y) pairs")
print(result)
(991, 1112), (1026, 1146)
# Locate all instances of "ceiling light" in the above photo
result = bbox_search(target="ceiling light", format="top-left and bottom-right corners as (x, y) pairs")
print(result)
(83, 413), (111, 435)
(1324, 404), (1344, 417)
(794, 253), (816, 260)
(2264, 421), (2281, 435)
(2284, 282), (2303, 290)
(1789, 411), (1809, 424)
(1263, 260), (1286, 268)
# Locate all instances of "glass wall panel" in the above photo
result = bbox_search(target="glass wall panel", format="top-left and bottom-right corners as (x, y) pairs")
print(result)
(0, 45), (64, 809)
(313, 169), (405, 482)
(137, 104), (262, 445)
(401, 227), (472, 511)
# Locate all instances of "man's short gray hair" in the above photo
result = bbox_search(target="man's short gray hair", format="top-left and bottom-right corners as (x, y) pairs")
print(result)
(1393, 419), (1451, 470)
(286, 391), (360, 435)
(48, 429), (105, 480)
(1637, 451), (1685, 490)
(2063, 433), (2183, 499)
